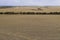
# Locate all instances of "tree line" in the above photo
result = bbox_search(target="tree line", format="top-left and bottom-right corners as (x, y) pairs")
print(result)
(0, 12), (60, 15)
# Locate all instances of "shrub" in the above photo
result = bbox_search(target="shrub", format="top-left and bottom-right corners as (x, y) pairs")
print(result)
(0, 12), (3, 14)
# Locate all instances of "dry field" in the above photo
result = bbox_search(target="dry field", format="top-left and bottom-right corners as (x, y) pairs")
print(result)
(0, 6), (60, 13)
(0, 15), (60, 40)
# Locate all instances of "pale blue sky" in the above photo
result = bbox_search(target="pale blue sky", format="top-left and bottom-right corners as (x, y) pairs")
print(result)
(0, 0), (60, 6)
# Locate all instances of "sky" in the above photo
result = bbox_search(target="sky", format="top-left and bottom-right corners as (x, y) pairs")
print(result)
(0, 0), (60, 6)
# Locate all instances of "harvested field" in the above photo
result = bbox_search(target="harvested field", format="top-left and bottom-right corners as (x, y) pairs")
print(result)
(0, 6), (60, 12)
(0, 15), (60, 40)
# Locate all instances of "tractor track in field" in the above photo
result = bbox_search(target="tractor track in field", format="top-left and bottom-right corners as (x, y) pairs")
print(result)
(0, 32), (38, 40)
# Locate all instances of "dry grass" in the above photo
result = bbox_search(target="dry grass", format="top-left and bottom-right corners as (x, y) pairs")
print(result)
(0, 6), (60, 13)
(0, 15), (60, 40)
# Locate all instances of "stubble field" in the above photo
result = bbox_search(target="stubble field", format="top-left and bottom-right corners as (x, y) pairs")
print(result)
(0, 6), (60, 13)
(0, 15), (60, 40)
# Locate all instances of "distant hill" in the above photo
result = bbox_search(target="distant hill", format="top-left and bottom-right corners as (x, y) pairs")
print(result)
(0, 6), (60, 13)
(0, 6), (14, 9)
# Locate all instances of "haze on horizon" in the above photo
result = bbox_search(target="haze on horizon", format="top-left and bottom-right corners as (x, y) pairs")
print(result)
(0, 0), (60, 6)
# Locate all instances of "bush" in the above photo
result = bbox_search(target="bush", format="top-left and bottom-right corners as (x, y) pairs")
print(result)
(4, 12), (15, 14)
(0, 12), (3, 14)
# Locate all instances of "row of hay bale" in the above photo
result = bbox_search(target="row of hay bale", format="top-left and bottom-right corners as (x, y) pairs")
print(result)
(0, 12), (60, 15)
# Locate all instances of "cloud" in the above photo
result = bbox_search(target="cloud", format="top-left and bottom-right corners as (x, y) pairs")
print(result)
(19, 0), (60, 6)
(0, 0), (21, 6)
(0, 0), (60, 6)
